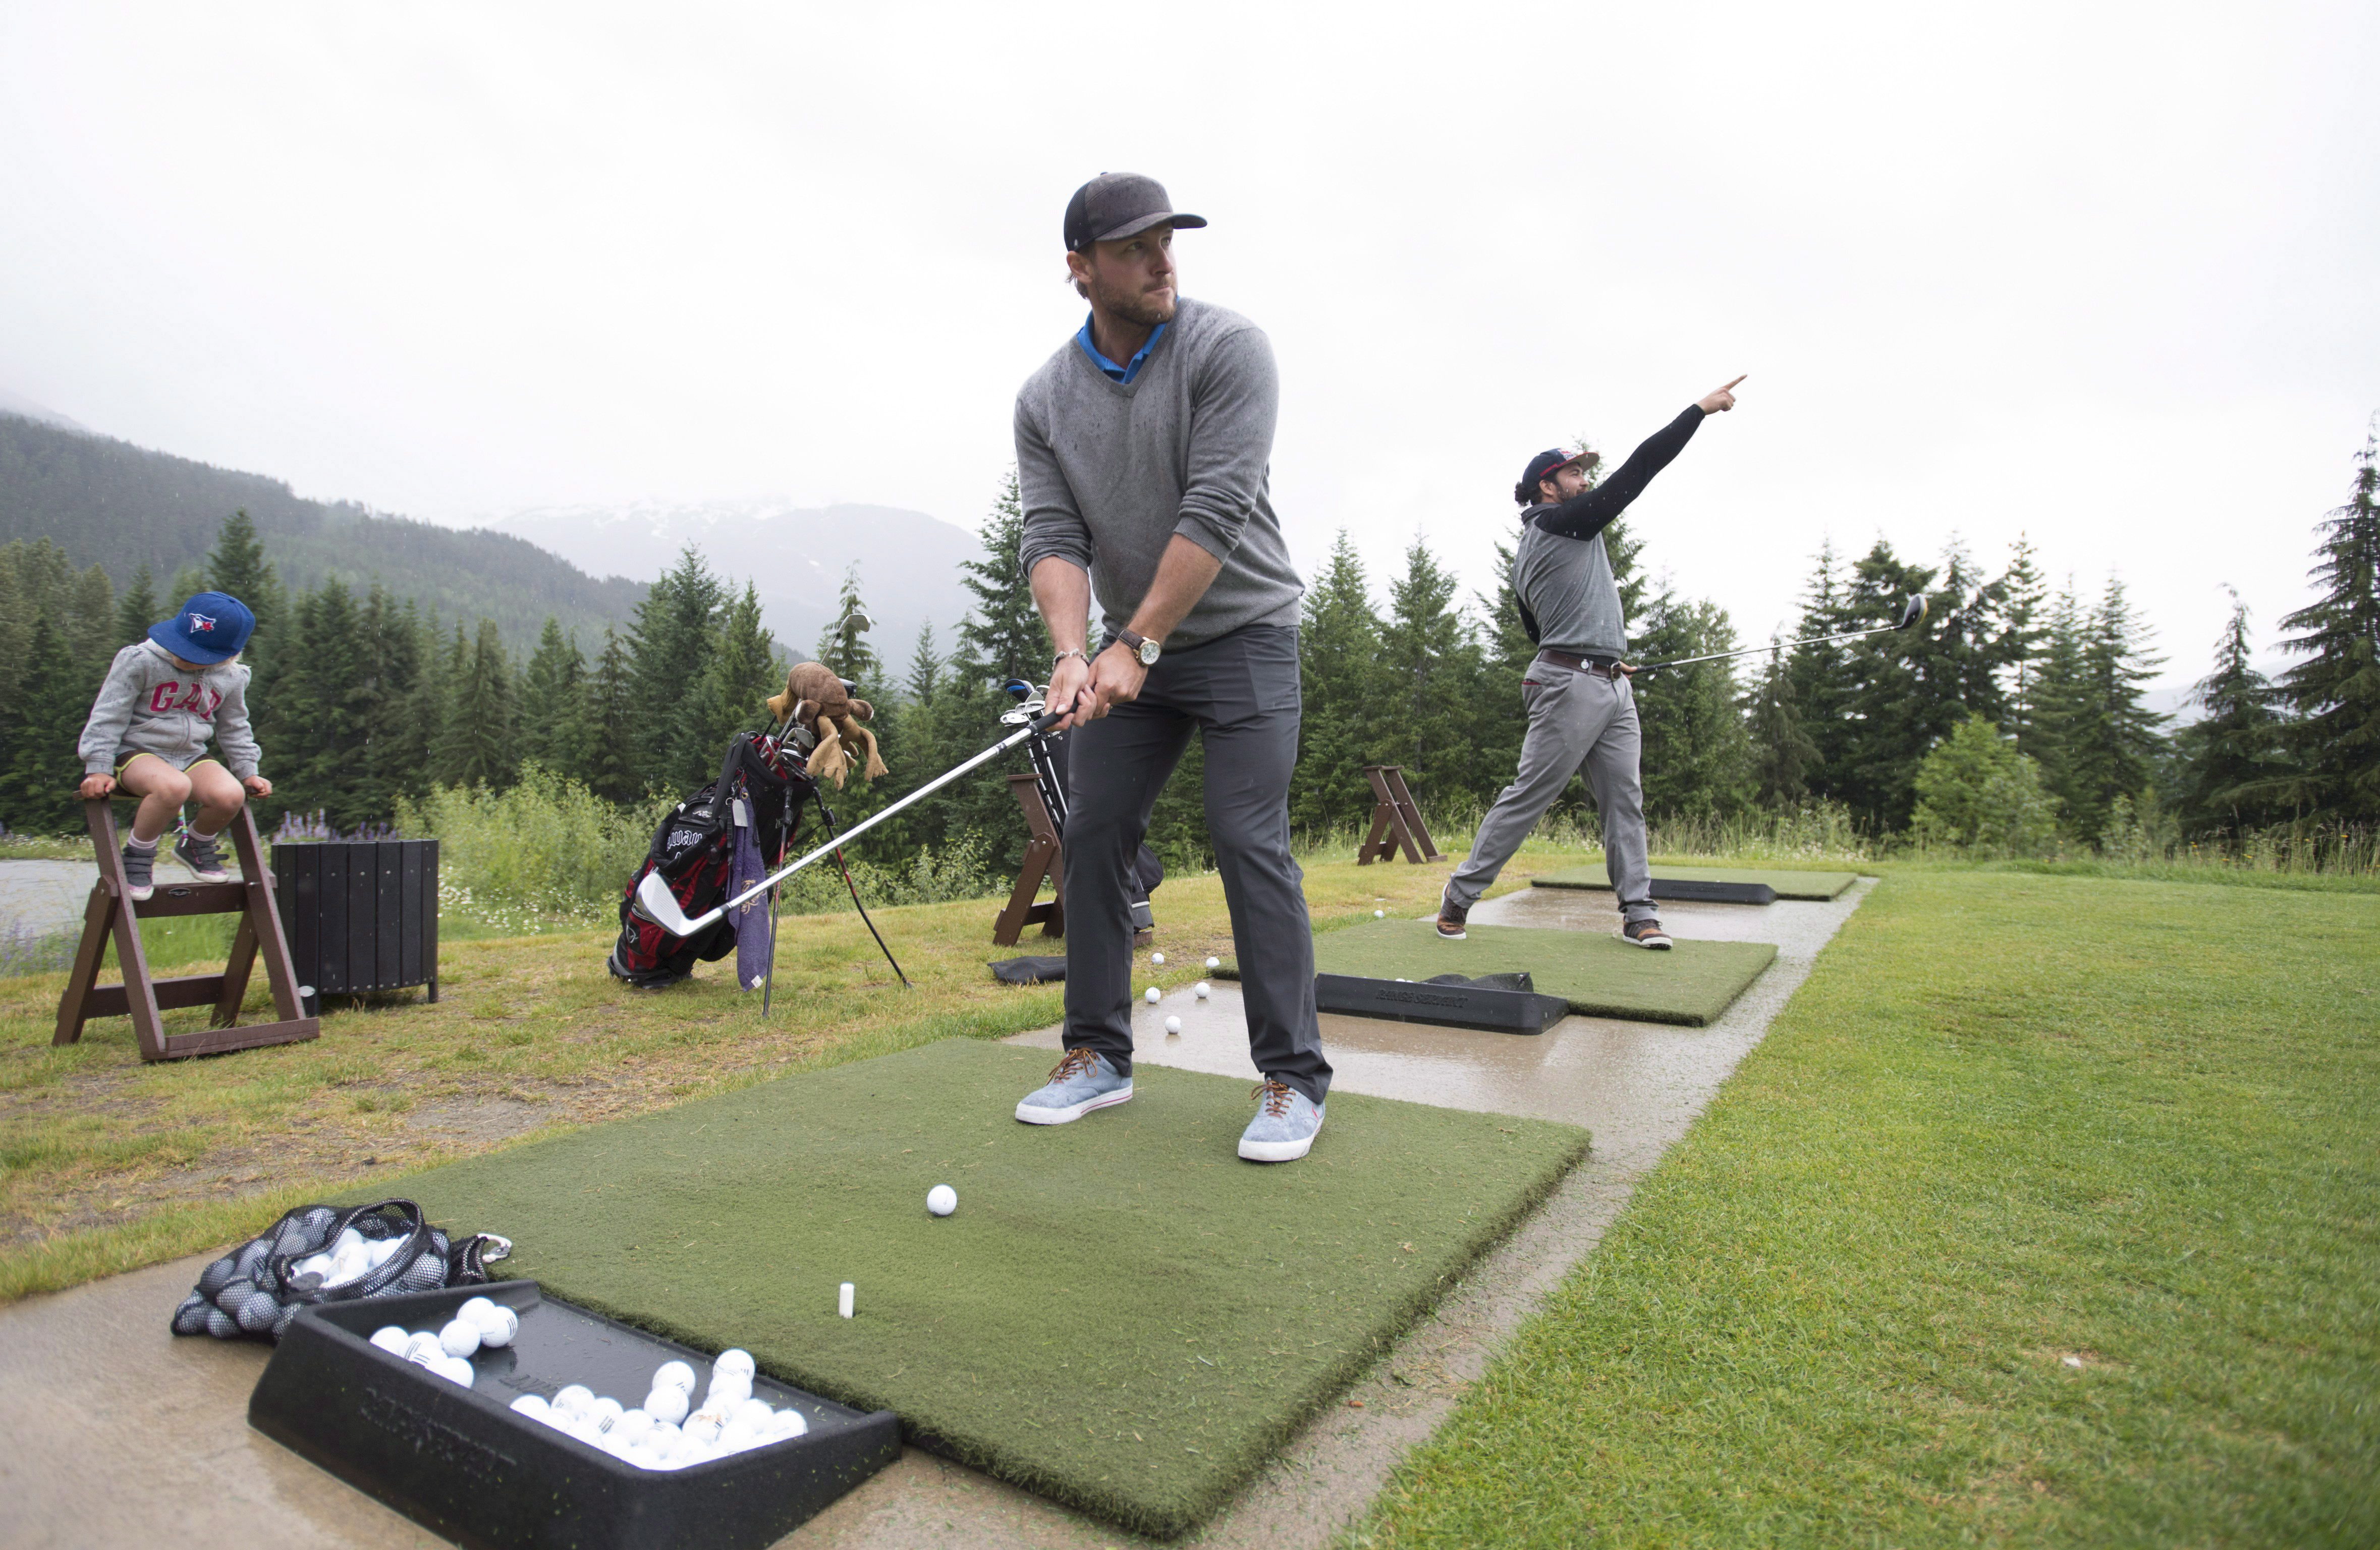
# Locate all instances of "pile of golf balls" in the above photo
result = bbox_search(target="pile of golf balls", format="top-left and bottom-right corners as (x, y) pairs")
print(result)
(292, 1225), (409, 1290)
(504, 1349), (808, 1470)
(367, 1295), (518, 1387)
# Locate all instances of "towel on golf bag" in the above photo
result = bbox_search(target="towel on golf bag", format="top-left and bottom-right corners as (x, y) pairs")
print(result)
(611, 731), (813, 988)
(989, 955), (1069, 985)
(170, 1198), (510, 1343)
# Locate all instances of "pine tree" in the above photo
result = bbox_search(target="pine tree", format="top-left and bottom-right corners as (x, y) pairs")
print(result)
(273, 580), (374, 827)
(203, 510), (283, 652)
(1632, 588), (1753, 820)
(115, 566), (158, 649)
(1376, 536), (1483, 816)
(585, 628), (641, 805)
(906, 622), (944, 707)
(627, 547), (724, 796)
(432, 621), (516, 789)
(1293, 532), (1386, 834)
(690, 583), (779, 767)
(358, 589), (430, 818)
(0, 616), (101, 833)
(1823, 540), (1945, 832)
(953, 469), (1047, 687)
(1998, 535), (2050, 758)
(2070, 576), (2168, 842)
(813, 565), (882, 687)
(1786, 541), (1857, 803)
(2174, 589), (2291, 837)
(518, 619), (587, 774)
(2273, 432), (2380, 821)
(1747, 640), (1820, 805)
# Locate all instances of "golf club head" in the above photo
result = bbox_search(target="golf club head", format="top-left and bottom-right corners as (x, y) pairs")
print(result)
(1897, 594), (1929, 631)
(634, 869), (705, 939)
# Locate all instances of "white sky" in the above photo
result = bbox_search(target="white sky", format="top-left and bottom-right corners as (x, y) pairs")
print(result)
(3, 1), (2373, 694)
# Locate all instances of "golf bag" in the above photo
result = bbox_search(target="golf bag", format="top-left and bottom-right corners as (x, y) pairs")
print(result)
(610, 732), (813, 988)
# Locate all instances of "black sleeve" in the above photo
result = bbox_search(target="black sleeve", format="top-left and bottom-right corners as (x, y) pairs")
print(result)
(1530, 405), (1706, 540)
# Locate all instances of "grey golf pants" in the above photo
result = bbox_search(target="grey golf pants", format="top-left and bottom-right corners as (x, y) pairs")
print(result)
(1448, 662), (1656, 922)
(1060, 623), (1331, 1104)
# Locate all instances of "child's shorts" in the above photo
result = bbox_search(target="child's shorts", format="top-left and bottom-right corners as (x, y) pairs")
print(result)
(114, 751), (223, 778)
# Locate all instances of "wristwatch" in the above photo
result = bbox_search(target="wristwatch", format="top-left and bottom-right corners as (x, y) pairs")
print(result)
(1118, 629), (1161, 667)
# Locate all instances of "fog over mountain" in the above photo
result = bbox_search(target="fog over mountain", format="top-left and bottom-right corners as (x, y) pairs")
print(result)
(487, 500), (986, 675)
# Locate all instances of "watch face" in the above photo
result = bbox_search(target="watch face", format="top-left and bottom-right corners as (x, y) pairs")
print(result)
(1138, 638), (1161, 665)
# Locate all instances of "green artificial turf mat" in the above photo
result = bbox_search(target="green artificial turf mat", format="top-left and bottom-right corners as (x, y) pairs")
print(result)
(395, 1037), (1588, 1538)
(1531, 862), (1859, 900)
(1220, 919), (1775, 1027)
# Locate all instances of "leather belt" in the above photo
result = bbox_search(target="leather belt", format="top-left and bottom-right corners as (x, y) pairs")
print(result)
(1534, 648), (1626, 679)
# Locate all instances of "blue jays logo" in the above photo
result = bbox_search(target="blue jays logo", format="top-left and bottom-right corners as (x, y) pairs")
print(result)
(189, 613), (217, 633)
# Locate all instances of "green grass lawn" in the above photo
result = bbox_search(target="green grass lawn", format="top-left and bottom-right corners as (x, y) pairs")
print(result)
(1356, 868), (2379, 1548)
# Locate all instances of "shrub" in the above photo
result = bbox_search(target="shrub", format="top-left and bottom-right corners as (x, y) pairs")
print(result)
(1911, 715), (2061, 857)
(397, 764), (673, 928)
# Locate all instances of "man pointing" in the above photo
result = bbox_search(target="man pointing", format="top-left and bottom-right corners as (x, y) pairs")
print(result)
(1009, 173), (1332, 1162)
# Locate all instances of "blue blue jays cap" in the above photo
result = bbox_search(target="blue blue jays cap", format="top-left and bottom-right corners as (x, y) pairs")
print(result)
(1516, 446), (1601, 506)
(150, 591), (255, 664)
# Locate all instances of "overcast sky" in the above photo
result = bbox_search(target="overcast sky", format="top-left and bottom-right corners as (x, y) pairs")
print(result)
(4, 1), (2373, 693)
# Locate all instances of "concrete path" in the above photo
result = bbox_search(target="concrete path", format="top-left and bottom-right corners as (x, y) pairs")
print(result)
(1, 854), (222, 936)
(0, 875), (1869, 1550)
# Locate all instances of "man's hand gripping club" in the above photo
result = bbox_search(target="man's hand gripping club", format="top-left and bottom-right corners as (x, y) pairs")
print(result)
(1033, 535), (1224, 731)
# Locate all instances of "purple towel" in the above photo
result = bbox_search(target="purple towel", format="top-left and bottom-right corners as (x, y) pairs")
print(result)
(731, 815), (770, 992)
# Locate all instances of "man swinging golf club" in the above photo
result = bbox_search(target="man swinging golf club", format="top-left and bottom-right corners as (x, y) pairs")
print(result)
(1010, 172), (1331, 1162)
(1438, 375), (1747, 949)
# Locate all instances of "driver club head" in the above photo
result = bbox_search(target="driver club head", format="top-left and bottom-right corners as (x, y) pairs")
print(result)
(1897, 594), (1929, 630)
(634, 870), (706, 939)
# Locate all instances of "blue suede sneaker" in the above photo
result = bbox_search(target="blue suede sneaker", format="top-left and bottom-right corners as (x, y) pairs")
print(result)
(1015, 1048), (1133, 1125)
(1238, 1078), (1324, 1162)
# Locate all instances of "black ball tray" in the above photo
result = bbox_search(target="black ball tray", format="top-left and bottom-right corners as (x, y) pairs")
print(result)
(249, 1280), (899, 1550)
(1314, 971), (1571, 1035)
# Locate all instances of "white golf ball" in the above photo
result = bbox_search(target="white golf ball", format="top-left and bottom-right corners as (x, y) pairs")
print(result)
(1375, 909), (1385, 918)
(588, 1397), (624, 1432)
(615, 1409), (656, 1443)
(438, 1318), (482, 1358)
(477, 1306), (518, 1348)
(369, 1326), (410, 1355)
(1150, 952), (1165, 965)
(509, 1394), (550, 1419)
(1165, 1016), (1181, 1034)
(457, 1296), (497, 1327)
(772, 1408), (810, 1438)
(1195, 982), (1210, 1000)
(705, 1371), (751, 1409)
(404, 1332), (444, 1363)
(1145, 986), (1161, 1004)
(643, 1386), (690, 1425)
(714, 1349), (757, 1379)
(927, 1184), (957, 1216)
(652, 1360), (698, 1396)
(1205, 956), (1220, 970)
(718, 1419), (761, 1453)
(437, 1355), (476, 1387)
(683, 1409), (724, 1445)
(732, 1397), (774, 1428)
(554, 1384), (595, 1417)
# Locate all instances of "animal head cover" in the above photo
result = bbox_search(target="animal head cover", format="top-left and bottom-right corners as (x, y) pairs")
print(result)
(768, 662), (889, 787)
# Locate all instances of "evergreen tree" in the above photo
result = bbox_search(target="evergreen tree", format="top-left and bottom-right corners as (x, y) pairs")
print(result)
(1786, 541), (1857, 800)
(115, 566), (159, 648)
(1470, 526), (1540, 803)
(1375, 535), (1483, 816)
(627, 547), (724, 795)
(273, 580), (372, 827)
(1632, 588), (1753, 821)
(2273, 432), (2380, 821)
(1816, 541), (1945, 832)
(1999, 535), (2051, 758)
(2058, 576), (2168, 842)
(203, 510), (283, 652)
(518, 619), (588, 775)
(953, 469), (1047, 688)
(689, 583), (780, 765)
(432, 621), (516, 789)
(906, 622), (944, 706)
(2175, 589), (2291, 836)
(813, 565), (881, 687)
(0, 615), (100, 832)
(585, 628), (642, 805)
(1293, 532), (1386, 835)
(358, 589), (430, 818)
(1747, 640), (1819, 805)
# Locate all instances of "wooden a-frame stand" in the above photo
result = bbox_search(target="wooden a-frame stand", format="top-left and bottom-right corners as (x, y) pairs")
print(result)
(1357, 764), (1446, 865)
(55, 799), (320, 1061)
(991, 772), (1065, 947)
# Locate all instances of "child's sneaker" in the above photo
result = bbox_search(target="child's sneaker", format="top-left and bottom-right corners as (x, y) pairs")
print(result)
(121, 843), (156, 902)
(174, 831), (230, 883)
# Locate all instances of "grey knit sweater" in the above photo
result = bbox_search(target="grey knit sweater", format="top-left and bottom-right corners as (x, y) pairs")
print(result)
(1014, 297), (1305, 648)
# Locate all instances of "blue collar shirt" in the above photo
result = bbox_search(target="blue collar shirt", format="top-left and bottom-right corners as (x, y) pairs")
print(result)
(1074, 315), (1168, 385)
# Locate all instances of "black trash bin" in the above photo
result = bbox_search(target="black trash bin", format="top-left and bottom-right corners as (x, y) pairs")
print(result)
(273, 839), (440, 1013)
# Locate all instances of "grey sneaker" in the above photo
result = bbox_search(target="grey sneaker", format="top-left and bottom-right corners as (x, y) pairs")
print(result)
(121, 843), (156, 902)
(1620, 918), (1674, 950)
(1238, 1079), (1324, 1162)
(175, 830), (230, 883)
(1015, 1048), (1133, 1125)
(1435, 890), (1469, 940)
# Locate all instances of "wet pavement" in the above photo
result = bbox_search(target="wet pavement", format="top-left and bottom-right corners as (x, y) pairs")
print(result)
(0, 855), (222, 937)
(0, 874), (1871, 1550)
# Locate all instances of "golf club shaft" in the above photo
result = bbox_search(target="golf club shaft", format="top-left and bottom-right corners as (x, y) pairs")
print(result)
(647, 710), (1062, 936)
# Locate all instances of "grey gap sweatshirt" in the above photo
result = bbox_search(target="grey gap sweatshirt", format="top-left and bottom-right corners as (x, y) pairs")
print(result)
(1511, 405), (1706, 658)
(1015, 296), (1304, 648)
(78, 638), (262, 778)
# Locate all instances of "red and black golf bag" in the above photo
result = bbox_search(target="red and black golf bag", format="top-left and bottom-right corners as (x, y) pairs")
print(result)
(608, 733), (813, 988)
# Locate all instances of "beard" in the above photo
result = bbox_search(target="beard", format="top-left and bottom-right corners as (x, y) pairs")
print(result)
(1089, 268), (1176, 329)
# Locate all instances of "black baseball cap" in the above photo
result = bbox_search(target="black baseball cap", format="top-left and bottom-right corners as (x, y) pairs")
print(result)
(1064, 173), (1206, 253)
(1516, 447), (1599, 505)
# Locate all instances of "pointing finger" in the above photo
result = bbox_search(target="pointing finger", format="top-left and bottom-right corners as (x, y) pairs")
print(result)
(1722, 374), (1746, 391)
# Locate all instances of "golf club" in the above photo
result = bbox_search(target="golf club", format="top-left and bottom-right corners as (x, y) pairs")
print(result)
(1633, 593), (1928, 677)
(634, 708), (1064, 939)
